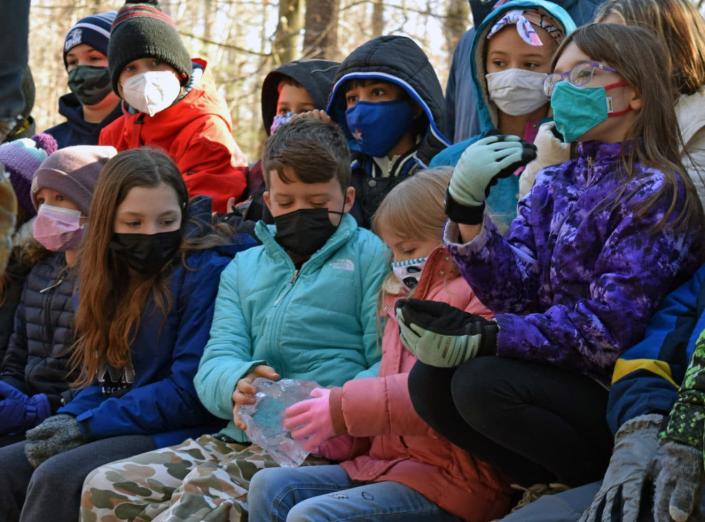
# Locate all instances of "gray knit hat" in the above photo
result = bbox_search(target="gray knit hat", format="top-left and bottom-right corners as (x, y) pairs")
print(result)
(31, 145), (117, 214)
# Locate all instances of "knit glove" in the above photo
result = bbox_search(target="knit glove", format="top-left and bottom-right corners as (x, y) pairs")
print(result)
(649, 441), (704, 522)
(518, 122), (571, 199)
(0, 165), (17, 275)
(24, 414), (84, 468)
(446, 134), (536, 225)
(395, 299), (498, 368)
(579, 414), (662, 522)
(284, 388), (335, 453)
(0, 381), (51, 434)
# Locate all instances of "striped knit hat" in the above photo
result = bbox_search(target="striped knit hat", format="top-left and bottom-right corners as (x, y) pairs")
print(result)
(63, 11), (117, 68)
(108, 1), (192, 93)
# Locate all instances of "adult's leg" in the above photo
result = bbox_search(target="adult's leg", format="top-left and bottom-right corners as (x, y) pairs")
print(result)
(20, 434), (155, 522)
(408, 360), (551, 483)
(0, 440), (35, 522)
(451, 357), (613, 486)
(249, 465), (353, 522)
(287, 480), (462, 522)
(0, 0), (30, 140)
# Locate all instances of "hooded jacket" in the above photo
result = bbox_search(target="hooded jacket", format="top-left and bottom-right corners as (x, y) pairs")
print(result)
(58, 199), (257, 447)
(242, 60), (340, 224)
(433, 0), (576, 228)
(44, 93), (123, 149)
(326, 36), (450, 228)
(194, 213), (388, 442)
(99, 61), (248, 213)
(445, 141), (704, 384)
(328, 247), (510, 521)
(446, 0), (603, 143)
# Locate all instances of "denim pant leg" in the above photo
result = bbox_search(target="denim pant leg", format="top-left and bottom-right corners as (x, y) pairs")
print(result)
(249, 465), (352, 522)
(0, 0), (30, 120)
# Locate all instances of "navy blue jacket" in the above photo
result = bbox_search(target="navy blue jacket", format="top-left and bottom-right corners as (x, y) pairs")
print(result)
(59, 200), (257, 447)
(607, 264), (705, 433)
(44, 93), (123, 149)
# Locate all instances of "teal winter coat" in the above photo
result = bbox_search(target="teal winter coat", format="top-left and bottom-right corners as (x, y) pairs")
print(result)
(195, 213), (389, 441)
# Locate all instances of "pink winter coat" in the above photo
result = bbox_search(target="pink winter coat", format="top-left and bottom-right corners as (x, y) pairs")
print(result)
(327, 246), (511, 521)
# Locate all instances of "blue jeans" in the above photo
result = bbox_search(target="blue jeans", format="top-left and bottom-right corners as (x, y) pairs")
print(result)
(248, 465), (462, 522)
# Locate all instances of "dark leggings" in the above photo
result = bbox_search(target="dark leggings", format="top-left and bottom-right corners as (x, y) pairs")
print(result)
(0, 434), (155, 522)
(408, 357), (613, 486)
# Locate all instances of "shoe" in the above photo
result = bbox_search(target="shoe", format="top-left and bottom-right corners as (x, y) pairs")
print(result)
(509, 482), (570, 512)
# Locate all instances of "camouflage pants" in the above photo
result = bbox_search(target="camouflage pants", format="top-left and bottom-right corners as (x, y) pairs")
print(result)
(79, 434), (325, 522)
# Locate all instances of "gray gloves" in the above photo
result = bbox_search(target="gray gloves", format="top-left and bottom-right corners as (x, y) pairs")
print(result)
(580, 414), (662, 522)
(650, 442), (703, 522)
(24, 414), (84, 468)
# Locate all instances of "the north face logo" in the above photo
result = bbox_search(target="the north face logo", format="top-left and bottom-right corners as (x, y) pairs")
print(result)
(65, 29), (82, 51)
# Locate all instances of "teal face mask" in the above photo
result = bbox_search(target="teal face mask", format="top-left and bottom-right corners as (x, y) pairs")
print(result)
(550, 80), (631, 144)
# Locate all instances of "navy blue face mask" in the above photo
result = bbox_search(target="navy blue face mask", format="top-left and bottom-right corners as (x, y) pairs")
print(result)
(345, 100), (414, 157)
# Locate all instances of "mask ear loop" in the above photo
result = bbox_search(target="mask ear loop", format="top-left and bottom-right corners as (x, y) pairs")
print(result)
(604, 80), (633, 117)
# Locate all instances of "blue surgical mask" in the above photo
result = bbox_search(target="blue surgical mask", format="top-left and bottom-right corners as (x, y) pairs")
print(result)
(345, 100), (414, 157)
(392, 256), (428, 292)
(270, 112), (294, 135)
(550, 80), (631, 144)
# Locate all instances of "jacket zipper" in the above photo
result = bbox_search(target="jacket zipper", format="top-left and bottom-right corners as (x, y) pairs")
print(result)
(39, 272), (65, 354)
(586, 155), (594, 184)
(268, 267), (302, 374)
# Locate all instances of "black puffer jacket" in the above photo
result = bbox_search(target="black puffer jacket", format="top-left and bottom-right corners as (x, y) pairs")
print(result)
(326, 35), (450, 228)
(1, 252), (77, 410)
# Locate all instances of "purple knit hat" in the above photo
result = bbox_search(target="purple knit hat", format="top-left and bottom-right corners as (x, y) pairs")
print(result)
(0, 133), (58, 217)
(31, 145), (117, 215)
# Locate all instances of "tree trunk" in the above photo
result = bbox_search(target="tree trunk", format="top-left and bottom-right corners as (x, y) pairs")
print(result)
(303, 0), (340, 59)
(273, 0), (304, 65)
(444, 0), (469, 56)
(371, 0), (384, 37)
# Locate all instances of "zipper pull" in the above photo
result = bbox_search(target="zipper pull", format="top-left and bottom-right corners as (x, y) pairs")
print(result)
(290, 270), (299, 284)
(39, 275), (65, 294)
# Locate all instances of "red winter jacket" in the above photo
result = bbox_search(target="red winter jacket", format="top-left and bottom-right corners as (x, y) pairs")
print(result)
(326, 247), (511, 521)
(99, 68), (247, 212)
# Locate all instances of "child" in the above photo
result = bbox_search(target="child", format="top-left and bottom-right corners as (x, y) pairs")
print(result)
(239, 58), (339, 224)
(401, 23), (705, 498)
(78, 118), (388, 521)
(99, 0), (248, 212)
(0, 147), (249, 522)
(325, 35), (450, 228)
(596, 0), (705, 208)
(432, 0), (576, 227)
(44, 12), (123, 149)
(248, 168), (511, 522)
(0, 145), (114, 450)
(0, 133), (58, 360)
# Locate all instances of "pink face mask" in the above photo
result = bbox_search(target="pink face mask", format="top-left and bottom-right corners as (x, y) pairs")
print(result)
(32, 204), (85, 252)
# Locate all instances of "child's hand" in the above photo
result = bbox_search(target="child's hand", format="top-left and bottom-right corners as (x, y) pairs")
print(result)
(284, 387), (335, 452)
(231, 365), (280, 430)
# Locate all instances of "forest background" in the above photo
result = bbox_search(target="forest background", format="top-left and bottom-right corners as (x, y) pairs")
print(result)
(27, 0), (705, 160)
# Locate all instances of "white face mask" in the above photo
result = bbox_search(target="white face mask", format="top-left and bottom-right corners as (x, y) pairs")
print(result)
(486, 69), (549, 116)
(121, 71), (182, 117)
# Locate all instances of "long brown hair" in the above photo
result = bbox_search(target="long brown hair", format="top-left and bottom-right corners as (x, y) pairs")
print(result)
(596, 0), (705, 96)
(552, 24), (704, 232)
(71, 147), (229, 387)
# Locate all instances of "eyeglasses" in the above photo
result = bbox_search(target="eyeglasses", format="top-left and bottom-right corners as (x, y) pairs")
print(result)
(543, 62), (618, 97)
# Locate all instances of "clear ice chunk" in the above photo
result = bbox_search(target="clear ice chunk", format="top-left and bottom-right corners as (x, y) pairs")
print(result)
(240, 378), (319, 467)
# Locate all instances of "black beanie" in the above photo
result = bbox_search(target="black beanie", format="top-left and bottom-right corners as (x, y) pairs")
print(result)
(108, 1), (192, 93)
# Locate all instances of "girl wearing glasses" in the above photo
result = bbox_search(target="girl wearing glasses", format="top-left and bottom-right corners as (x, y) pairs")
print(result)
(404, 23), (704, 509)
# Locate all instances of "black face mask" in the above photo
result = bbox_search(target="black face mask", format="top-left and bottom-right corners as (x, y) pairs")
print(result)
(67, 65), (112, 106)
(109, 230), (182, 275)
(273, 208), (342, 259)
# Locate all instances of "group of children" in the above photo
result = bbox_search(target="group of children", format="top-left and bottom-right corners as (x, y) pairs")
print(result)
(1, 0), (705, 520)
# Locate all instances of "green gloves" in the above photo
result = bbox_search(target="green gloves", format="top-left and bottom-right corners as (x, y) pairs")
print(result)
(446, 134), (537, 225)
(579, 414), (662, 522)
(24, 414), (85, 468)
(395, 299), (498, 368)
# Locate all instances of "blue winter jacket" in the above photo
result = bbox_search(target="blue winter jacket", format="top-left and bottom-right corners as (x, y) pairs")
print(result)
(607, 265), (705, 433)
(195, 213), (389, 442)
(432, 0), (576, 228)
(59, 202), (257, 448)
(44, 93), (123, 149)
